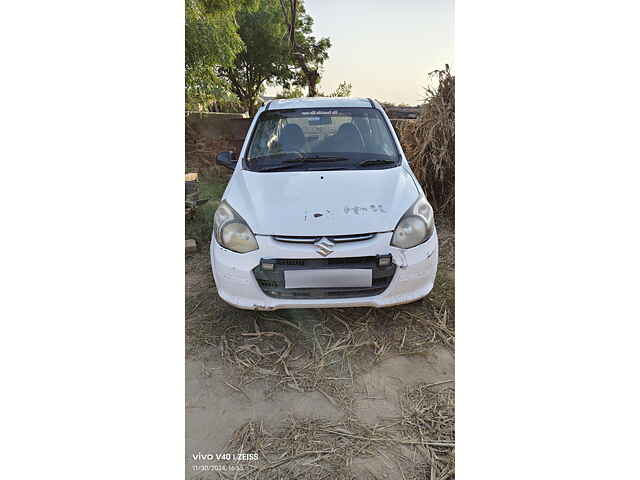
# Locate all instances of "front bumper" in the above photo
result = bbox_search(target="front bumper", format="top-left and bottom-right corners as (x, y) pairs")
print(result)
(210, 231), (438, 310)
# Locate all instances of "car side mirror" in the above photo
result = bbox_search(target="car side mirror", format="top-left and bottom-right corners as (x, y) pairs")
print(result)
(216, 151), (237, 170)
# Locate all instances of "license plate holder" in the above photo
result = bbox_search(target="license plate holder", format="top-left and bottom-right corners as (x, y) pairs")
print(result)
(284, 269), (372, 289)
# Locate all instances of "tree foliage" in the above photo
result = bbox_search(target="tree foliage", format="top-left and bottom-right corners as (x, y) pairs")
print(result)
(185, 0), (263, 110)
(276, 86), (305, 98)
(217, 1), (291, 115)
(329, 81), (352, 97)
(290, 5), (331, 96)
(185, 0), (333, 111)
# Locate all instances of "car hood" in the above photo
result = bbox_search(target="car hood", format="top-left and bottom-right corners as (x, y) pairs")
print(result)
(223, 167), (420, 236)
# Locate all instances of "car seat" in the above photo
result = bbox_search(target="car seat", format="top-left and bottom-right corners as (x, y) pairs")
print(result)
(275, 124), (306, 152)
(332, 123), (365, 152)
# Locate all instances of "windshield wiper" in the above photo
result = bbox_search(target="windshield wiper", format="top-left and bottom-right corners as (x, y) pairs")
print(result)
(257, 163), (352, 172)
(254, 155), (352, 171)
(358, 159), (397, 167)
(256, 162), (308, 172)
(282, 155), (351, 163)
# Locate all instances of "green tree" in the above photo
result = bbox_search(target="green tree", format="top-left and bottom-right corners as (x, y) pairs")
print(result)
(280, 1), (331, 97)
(276, 86), (305, 98)
(217, 1), (291, 115)
(185, 0), (258, 110)
(329, 81), (352, 97)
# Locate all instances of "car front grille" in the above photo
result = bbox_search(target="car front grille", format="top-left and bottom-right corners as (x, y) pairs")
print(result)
(272, 233), (376, 244)
(252, 256), (396, 299)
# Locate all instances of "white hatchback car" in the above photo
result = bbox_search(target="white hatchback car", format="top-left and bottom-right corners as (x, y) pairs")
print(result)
(210, 97), (437, 310)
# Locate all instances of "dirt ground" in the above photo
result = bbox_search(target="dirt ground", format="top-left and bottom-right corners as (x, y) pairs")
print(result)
(185, 222), (454, 479)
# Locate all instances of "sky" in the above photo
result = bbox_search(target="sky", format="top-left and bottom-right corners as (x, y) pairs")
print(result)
(265, 0), (454, 105)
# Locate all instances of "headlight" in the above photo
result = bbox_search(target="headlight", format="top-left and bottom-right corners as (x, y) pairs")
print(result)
(391, 195), (435, 249)
(213, 200), (258, 253)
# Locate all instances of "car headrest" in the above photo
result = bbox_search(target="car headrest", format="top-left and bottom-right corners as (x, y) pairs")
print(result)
(278, 124), (305, 150)
(336, 123), (360, 139)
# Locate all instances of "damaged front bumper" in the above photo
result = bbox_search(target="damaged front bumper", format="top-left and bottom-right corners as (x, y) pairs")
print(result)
(210, 231), (438, 310)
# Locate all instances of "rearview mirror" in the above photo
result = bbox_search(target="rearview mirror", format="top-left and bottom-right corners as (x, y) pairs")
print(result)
(216, 151), (237, 170)
(309, 116), (332, 126)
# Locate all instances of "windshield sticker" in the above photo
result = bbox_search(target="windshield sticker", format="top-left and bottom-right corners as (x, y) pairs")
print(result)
(300, 110), (338, 115)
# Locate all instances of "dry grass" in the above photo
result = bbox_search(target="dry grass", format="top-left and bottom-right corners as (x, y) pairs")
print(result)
(222, 416), (453, 480)
(186, 300), (455, 479)
(224, 417), (398, 479)
(192, 298), (454, 413)
(219, 381), (455, 480)
(395, 382), (455, 479)
(399, 66), (455, 221)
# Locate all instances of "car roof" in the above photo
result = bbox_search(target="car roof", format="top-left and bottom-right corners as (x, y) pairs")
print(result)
(266, 97), (375, 110)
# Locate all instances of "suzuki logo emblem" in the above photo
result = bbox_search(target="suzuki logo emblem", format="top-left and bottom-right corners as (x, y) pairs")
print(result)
(314, 237), (335, 257)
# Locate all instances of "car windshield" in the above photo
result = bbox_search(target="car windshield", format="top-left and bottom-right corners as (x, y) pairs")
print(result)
(244, 107), (401, 171)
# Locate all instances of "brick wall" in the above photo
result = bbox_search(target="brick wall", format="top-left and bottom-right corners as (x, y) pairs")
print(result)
(185, 112), (252, 173)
